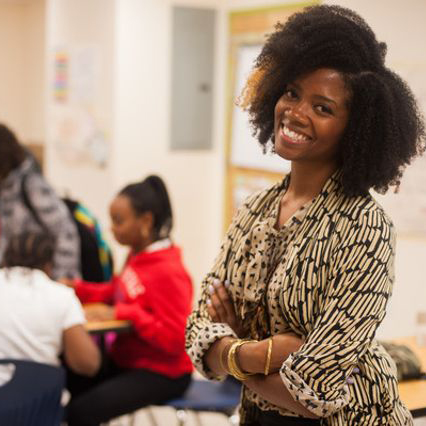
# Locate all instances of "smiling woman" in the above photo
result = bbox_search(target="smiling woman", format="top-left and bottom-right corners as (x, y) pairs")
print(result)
(274, 68), (350, 171)
(185, 4), (425, 426)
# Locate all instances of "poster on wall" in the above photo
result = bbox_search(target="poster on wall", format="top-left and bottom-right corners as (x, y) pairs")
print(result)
(53, 49), (68, 102)
(51, 46), (109, 168)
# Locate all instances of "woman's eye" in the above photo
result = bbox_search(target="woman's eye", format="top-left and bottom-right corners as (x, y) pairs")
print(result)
(315, 104), (333, 115)
(283, 88), (297, 99)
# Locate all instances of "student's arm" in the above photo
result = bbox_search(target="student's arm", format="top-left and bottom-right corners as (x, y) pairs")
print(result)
(115, 274), (192, 356)
(62, 324), (101, 376)
(74, 279), (115, 304)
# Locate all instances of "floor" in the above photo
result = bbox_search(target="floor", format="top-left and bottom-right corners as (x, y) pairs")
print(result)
(107, 408), (426, 426)
(108, 406), (235, 426)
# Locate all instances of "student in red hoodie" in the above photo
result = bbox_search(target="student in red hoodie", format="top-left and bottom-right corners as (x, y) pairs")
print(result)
(65, 175), (193, 426)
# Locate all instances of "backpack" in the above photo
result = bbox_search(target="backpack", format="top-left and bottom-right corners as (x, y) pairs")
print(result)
(21, 175), (113, 282)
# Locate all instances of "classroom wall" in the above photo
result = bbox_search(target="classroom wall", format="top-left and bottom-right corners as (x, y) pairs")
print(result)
(45, 0), (115, 237)
(43, 0), (228, 301)
(113, 0), (227, 286)
(0, 0), (45, 141)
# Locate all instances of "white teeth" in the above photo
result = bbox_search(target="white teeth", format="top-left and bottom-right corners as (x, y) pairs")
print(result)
(282, 125), (309, 142)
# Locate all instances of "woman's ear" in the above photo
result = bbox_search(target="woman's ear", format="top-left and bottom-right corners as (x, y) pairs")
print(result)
(139, 211), (154, 239)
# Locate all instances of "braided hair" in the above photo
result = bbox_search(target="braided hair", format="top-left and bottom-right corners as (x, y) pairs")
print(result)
(119, 175), (173, 241)
(240, 5), (425, 196)
(2, 232), (56, 271)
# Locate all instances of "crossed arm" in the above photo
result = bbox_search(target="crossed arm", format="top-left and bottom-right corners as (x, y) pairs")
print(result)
(204, 279), (318, 418)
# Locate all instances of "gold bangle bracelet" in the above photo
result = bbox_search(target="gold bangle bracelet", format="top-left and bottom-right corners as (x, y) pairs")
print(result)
(264, 337), (273, 376)
(219, 339), (235, 375)
(227, 339), (257, 381)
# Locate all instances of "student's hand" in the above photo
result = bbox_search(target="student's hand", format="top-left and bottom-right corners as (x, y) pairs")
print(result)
(207, 279), (245, 338)
(58, 277), (75, 288)
(84, 303), (115, 322)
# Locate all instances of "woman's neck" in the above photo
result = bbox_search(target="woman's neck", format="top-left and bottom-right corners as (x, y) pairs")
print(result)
(285, 162), (338, 202)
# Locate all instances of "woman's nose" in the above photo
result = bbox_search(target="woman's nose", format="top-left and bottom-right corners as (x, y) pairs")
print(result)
(285, 103), (309, 125)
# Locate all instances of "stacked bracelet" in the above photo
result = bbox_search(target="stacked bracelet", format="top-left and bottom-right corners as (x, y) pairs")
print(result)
(219, 339), (236, 374)
(227, 339), (257, 381)
(264, 337), (273, 375)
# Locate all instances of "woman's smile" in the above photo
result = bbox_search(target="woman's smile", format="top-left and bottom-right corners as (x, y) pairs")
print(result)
(278, 122), (312, 145)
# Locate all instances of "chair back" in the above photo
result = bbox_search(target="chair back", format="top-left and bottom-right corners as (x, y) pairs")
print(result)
(0, 359), (65, 426)
(166, 377), (241, 415)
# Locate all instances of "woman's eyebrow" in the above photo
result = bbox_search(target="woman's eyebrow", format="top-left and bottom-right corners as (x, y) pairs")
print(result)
(313, 94), (337, 106)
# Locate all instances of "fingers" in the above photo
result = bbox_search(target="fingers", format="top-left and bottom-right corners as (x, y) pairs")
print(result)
(208, 282), (227, 322)
(207, 279), (235, 323)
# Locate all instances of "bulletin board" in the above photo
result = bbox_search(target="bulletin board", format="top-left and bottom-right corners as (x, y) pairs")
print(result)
(224, 2), (318, 227)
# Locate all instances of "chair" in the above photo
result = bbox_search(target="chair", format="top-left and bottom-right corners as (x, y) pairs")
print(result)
(154, 377), (242, 426)
(0, 359), (65, 426)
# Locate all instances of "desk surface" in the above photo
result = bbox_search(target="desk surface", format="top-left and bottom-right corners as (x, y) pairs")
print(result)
(399, 380), (426, 417)
(85, 319), (132, 335)
(389, 336), (426, 417)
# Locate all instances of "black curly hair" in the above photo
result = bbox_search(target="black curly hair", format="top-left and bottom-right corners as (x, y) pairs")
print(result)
(119, 175), (173, 241)
(2, 232), (55, 271)
(241, 5), (425, 196)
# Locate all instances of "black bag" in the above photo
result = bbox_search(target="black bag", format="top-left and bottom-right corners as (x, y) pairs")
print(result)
(21, 175), (113, 282)
(380, 341), (423, 381)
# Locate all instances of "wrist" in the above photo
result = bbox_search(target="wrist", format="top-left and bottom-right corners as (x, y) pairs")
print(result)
(239, 340), (265, 374)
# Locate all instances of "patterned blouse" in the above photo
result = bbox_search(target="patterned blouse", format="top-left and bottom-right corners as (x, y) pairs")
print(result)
(185, 172), (413, 425)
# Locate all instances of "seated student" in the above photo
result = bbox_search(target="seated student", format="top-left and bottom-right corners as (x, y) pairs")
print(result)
(0, 232), (100, 377)
(0, 123), (80, 279)
(64, 175), (193, 426)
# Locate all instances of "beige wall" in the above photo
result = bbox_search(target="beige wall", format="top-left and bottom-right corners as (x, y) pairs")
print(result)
(0, 0), (45, 142)
(0, 3), (27, 135)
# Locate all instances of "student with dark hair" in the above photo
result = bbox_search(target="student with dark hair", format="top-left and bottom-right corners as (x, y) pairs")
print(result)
(0, 123), (80, 279)
(0, 232), (100, 377)
(186, 5), (425, 426)
(65, 175), (193, 426)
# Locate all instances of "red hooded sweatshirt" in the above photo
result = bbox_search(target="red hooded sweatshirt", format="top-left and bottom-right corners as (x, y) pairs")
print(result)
(74, 244), (193, 378)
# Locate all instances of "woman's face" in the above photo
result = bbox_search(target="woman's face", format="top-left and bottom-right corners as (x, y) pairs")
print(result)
(274, 68), (350, 168)
(109, 195), (152, 251)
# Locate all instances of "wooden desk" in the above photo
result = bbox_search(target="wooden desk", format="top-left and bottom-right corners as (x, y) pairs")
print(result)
(85, 319), (132, 335)
(387, 336), (426, 418)
(83, 303), (132, 335)
(399, 380), (426, 418)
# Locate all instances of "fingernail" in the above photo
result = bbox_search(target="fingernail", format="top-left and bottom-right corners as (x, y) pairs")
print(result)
(346, 377), (354, 384)
(353, 367), (359, 373)
(207, 299), (211, 306)
(213, 279), (220, 288)
(224, 280), (230, 288)
(208, 285), (215, 294)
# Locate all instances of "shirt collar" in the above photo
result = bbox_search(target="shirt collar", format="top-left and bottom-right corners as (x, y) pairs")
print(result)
(144, 238), (172, 253)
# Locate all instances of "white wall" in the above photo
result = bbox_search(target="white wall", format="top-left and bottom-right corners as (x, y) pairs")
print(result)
(113, 0), (227, 297)
(45, 0), (115, 229)
(43, 0), (227, 302)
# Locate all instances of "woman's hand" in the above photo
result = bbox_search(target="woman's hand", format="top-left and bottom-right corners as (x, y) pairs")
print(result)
(84, 303), (115, 321)
(207, 279), (245, 338)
